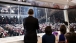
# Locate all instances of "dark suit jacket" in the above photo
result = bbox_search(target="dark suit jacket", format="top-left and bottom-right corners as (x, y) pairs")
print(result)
(23, 16), (39, 42)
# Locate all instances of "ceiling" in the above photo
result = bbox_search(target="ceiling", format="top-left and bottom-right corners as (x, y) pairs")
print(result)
(27, 0), (76, 6)
(27, 0), (76, 9)
(0, 0), (76, 9)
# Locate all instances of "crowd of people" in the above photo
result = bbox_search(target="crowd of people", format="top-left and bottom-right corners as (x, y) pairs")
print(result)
(0, 16), (23, 24)
(0, 24), (24, 38)
(0, 23), (76, 38)
(39, 23), (76, 32)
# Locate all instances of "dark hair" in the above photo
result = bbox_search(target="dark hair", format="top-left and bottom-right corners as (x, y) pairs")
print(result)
(60, 25), (66, 34)
(70, 27), (74, 33)
(28, 9), (34, 15)
(45, 26), (52, 35)
(66, 33), (76, 43)
(64, 21), (68, 26)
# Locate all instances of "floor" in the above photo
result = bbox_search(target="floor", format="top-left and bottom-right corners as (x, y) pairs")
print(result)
(8, 41), (24, 43)
(8, 37), (42, 43)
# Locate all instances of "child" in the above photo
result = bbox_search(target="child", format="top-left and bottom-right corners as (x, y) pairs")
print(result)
(42, 26), (55, 43)
(59, 25), (66, 43)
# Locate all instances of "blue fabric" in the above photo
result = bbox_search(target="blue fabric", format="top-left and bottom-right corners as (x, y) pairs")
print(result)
(42, 34), (55, 43)
(59, 34), (65, 41)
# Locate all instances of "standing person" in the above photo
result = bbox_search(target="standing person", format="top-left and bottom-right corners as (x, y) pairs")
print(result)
(42, 26), (55, 43)
(58, 25), (66, 43)
(23, 9), (39, 43)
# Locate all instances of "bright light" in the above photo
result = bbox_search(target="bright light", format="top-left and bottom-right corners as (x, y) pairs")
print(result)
(3, 18), (4, 19)
(18, 16), (19, 18)
(11, 10), (14, 13)
(2, 16), (3, 17)
(7, 5), (10, 8)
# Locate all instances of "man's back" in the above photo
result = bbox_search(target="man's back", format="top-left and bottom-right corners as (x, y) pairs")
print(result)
(23, 16), (39, 42)
(24, 16), (38, 30)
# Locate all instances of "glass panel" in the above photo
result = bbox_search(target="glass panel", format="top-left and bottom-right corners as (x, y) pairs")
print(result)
(39, 9), (64, 32)
(68, 9), (76, 23)
(36, 8), (46, 23)
(20, 6), (30, 15)
(11, 5), (18, 14)
(0, 4), (10, 14)
(68, 9), (76, 30)
(0, 4), (21, 38)
(47, 9), (64, 31)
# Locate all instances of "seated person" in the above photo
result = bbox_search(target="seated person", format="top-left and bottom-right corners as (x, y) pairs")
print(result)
(65, 33), (76, 43)
(42, 26), (55, 43)
(59, 25), (66, 43)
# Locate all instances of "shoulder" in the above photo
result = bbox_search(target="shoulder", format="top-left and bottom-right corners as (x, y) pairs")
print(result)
(53, 34), (55, 37)
(34, 17), (38, 20)
(23, 17), (27, 20)
(59, 34), (65, 41)
(60, 34), (64, 36)
(52, 34), (55, 36)
(23, 17), (29, 21)
(33, 17), (38, 22)
(59, 34), (65, 39)
(51, 34), (55, 38)
(42, 34), (46, 38)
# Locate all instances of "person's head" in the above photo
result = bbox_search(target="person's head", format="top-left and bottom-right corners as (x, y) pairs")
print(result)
(70, 27), (74, 33)
(60, 25), (66, 34)
(45, 26), (52, 35)
(28, 9), (34, 16)
(66, 33), (76, 43)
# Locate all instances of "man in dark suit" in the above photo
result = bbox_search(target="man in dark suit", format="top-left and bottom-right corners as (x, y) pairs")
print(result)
(23, 9), (39, 43)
